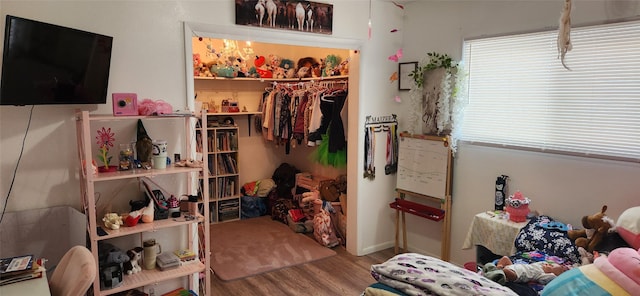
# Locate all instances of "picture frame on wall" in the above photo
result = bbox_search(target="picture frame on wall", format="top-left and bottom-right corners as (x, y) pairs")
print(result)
(399, 62), (418, 91)
(235, 1), (333, 35)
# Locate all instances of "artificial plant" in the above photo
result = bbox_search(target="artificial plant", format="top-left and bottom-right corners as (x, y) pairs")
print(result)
(96, 127), (115, 168)
(407, 52), (466, 153)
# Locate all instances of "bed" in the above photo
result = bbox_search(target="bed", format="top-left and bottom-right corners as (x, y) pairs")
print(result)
(364, 215), (633, 296)
(367, 252), (518, 296)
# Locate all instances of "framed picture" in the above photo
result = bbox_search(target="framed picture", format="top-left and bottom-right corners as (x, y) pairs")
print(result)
(235, 1), (333, 35)
(399, 62), (418, 91)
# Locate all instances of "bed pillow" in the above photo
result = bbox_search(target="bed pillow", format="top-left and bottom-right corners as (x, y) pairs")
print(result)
(616, 206), (640, 249)
(514, 215), (580, 264)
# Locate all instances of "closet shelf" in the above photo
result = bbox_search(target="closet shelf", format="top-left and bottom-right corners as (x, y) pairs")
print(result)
(205, 111), (260, 135)
(194, 75), (348, 82)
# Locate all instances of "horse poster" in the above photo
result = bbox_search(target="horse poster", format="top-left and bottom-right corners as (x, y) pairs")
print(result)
(235, 0), (333, 35)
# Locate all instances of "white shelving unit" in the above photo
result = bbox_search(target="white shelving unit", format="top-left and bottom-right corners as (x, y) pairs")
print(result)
(197, 112), (241, 223)
(75, 111), (211, 296)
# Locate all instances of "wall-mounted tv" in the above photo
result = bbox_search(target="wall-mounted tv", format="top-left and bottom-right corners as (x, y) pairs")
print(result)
(0, 15), (113, 106)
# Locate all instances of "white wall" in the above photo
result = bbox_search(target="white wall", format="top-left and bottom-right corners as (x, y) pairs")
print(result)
(399, 0), (640, 266)
(0, 0), (405, 257)
(3, 0), (637, 266)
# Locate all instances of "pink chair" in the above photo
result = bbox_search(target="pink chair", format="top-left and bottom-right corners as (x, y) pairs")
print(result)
(48, 245), (96, 296)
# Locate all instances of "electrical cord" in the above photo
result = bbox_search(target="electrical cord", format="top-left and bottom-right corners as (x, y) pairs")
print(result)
(0, 105), (35, 224)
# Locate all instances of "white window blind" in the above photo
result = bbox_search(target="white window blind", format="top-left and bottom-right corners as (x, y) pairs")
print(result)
(460, 20), (640, 162)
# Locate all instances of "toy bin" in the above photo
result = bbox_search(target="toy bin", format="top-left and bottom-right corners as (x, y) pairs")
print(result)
(505, 191), (531, 222)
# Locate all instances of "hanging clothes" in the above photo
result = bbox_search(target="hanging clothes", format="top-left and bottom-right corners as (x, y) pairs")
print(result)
(363, 125), (375, 179)
(257, 79), (348, 163)
(363, 114), (398, 179)
(291, 91), (309, 145)
(325, 90), (347, 153)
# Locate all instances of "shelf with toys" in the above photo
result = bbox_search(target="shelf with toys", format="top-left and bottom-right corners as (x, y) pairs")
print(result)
(75, 110), (210, 296)
(192, 37), (350, 114)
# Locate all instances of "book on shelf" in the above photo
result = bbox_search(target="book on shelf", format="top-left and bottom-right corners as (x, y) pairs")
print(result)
(174, 249), (196, 262)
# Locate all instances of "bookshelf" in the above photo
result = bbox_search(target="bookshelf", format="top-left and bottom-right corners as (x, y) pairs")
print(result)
(196, 113), (241, 223)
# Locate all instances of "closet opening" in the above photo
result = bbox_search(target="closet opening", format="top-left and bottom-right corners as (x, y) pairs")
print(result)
(183, 22), (362, 254)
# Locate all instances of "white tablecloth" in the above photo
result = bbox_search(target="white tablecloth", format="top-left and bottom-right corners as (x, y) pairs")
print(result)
(462, 212), (529, 256)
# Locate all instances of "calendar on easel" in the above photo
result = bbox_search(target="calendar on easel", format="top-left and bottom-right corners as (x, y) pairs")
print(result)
(391, 132), (453, 261)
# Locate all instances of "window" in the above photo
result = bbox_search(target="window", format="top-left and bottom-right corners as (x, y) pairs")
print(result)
(460, 20), (640, 162)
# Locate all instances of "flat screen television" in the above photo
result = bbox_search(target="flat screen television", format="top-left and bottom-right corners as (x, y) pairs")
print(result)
(0, 15), (113, 106)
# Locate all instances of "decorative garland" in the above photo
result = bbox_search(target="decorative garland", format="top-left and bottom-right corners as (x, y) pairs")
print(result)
(407, 52), (467, 153)
(409, 52), (456, 89)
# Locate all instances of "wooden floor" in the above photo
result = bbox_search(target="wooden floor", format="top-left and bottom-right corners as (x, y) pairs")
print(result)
(209, 246), (396, 296)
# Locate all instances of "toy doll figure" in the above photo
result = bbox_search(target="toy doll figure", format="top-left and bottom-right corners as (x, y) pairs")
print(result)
(486, 256), (569, 285)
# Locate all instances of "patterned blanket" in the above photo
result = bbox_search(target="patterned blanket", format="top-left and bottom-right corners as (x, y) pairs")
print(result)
(370, 253), (518, 296)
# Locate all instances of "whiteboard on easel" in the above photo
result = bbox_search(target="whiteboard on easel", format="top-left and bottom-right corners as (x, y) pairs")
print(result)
(396, 134), (450, 200)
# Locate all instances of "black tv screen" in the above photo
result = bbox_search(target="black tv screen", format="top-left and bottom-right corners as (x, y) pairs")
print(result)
(0, 15), (113, 106)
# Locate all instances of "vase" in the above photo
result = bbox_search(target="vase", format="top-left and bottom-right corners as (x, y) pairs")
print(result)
(98, 165), (118, 173)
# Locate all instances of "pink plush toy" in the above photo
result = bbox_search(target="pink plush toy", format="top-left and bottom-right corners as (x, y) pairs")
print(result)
(138, 99), (173, 116)
(594, 247), (640, 292)
(617, 206), (640, 250)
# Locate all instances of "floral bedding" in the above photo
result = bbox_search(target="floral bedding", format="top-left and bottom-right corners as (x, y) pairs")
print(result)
(370, 253), (518, 296)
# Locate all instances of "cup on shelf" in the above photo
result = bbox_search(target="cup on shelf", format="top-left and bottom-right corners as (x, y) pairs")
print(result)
(152, 156), (167, 169)
(152, 140), (167, 157)
(143, 239), (162, 270)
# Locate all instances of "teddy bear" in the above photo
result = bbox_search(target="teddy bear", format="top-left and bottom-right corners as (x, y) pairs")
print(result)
(567, 205), (615, 252)
(102, 212), (123, 230)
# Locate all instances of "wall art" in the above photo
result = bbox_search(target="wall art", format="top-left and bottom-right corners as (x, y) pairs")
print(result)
(236, 0), (333, 35)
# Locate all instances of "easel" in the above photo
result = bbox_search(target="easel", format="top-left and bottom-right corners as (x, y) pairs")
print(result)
(391, 133), (453, 261)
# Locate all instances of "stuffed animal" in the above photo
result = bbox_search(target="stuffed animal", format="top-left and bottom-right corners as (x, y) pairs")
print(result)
(98, 242), (130, 268)
(102, 212), (123, 230)
(193, 53), (202, 76)
(301, 190), (321, 204)
(123, 247), (143, 275)
(124, 210), (141, 227)
(577, 246), (594, 265)
(568, 205), (615, 252)
(616, 206), (640, 249)
(141, 198), (155, 223)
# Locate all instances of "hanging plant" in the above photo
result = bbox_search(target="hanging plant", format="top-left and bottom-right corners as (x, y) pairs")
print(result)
(406, 52), (466, 153)
(409, 52), (456, 89)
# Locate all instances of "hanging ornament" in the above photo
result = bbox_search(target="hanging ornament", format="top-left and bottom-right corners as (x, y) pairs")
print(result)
(389, 71), (398, 83)
(368, 0), (372, 40)
(392, 1), (404, 9)
(557, 0), (573, 70)
(388, 48), (403, 62)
